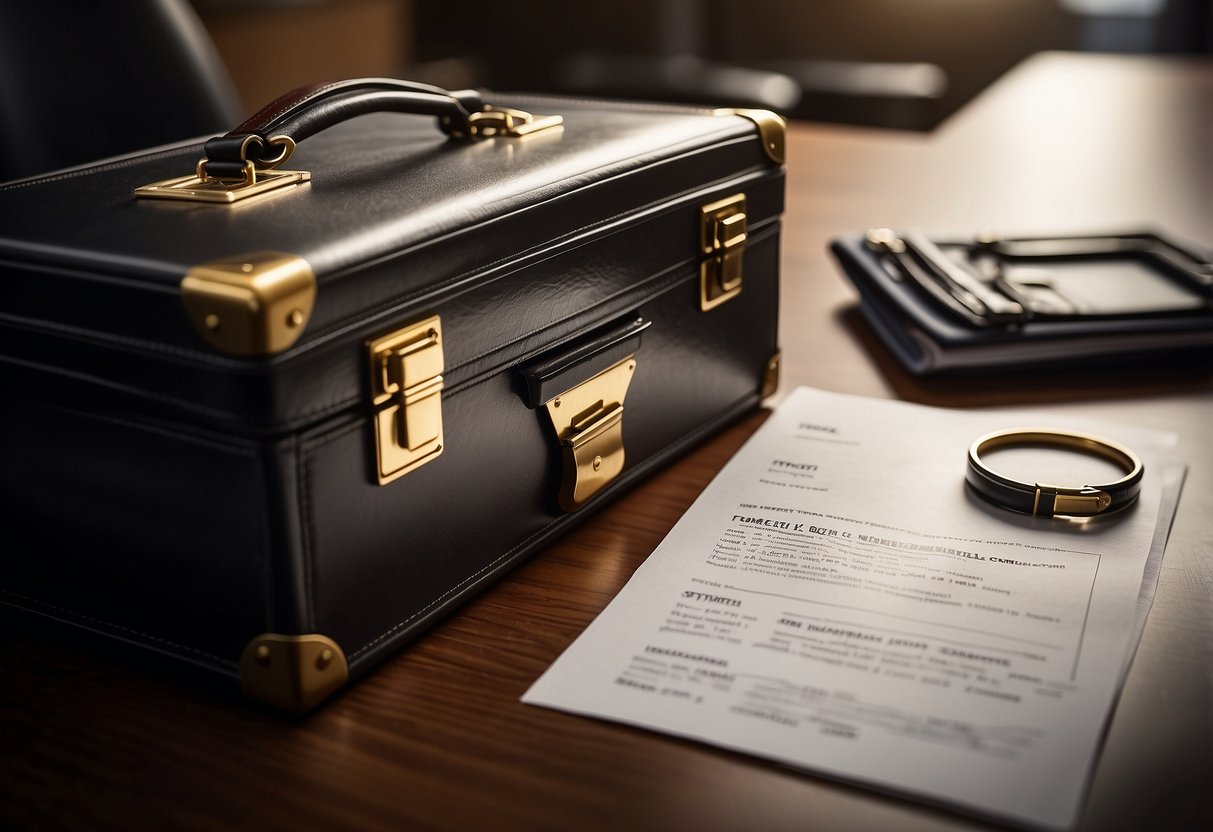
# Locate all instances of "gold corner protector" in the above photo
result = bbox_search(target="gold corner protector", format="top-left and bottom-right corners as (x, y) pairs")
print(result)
(239, 633), (349, 712)
(714, 108), (786, 165)
(761, 351), (781, 399)
(181, 251), (316, 357)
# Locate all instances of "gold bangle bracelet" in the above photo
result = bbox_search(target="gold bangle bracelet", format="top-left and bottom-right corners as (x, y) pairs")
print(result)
(966, 428), (1144, 518)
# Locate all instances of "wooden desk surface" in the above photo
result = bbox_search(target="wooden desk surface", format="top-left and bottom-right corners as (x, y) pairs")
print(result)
(3, 52), (1210, 831)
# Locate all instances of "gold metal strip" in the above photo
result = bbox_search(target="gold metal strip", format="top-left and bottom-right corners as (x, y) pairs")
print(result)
(135, 169), (310, 204)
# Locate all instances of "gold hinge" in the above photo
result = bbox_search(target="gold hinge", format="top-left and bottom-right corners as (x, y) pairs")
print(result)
(239, 633), (349, 712)
(543, 357), (636, 512)
(181, 251), (315, 356)
(700, 193), (747, 311)
(367, 315), (445, 485)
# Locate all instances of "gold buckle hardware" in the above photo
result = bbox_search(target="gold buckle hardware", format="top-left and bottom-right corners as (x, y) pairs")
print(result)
(135, 134), (309, 204)
(367, 316), (445, 485)
(466, 106), (563, 138)
(1035, 485), (1113, 516)
(543, 357), (636, 512)
(700, 193), (747, 311)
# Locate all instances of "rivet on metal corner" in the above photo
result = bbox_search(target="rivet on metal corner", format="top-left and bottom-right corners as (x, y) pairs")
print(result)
(554, 398), (561, 408)
(255, 644), (272, 666)
(205, 314), (221, 331)
(241, 263), (254, 273)
(316, 649), (334, 670)
(286, 309), (304, 328)
(593, 455), (603, 471)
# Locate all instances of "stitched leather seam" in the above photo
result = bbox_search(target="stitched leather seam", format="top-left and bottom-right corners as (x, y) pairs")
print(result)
(0, 590), (237, 669)
(249, 444), (275, 634)
(43, 401), (261, 456)
(300, 428), (319, 630)
(0, 353), (241, 423)
(0, 143), (204, 191)
(0, 313), (254, 364)
(342, 390), (758, 660)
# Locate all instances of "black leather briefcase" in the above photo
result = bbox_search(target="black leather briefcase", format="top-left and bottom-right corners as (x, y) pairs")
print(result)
(0, 79), (784, 710)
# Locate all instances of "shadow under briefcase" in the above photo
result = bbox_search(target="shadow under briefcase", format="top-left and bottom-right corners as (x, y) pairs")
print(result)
(0, 79), (785, 711)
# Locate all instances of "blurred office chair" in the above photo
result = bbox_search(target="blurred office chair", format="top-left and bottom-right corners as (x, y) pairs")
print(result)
(0, 0), (241, 182)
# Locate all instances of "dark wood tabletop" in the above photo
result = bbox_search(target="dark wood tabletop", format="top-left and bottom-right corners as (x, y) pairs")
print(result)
(3, 52), (1210, 832)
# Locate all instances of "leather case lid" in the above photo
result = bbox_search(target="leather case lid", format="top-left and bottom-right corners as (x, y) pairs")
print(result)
(0, 97), (784, 430)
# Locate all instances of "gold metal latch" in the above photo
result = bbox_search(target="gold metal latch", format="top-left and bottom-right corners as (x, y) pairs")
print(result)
(1036, 485), (1113, 516)
(543, 357), (636, 512)
(367, 315), (445, 485)
(700, 193), (747, 311)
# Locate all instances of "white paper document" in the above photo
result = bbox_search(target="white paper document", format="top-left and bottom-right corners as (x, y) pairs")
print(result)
(523, 387), (1185, 831)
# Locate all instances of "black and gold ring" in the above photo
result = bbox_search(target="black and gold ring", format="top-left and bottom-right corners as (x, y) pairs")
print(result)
(966, 429), (1144, 518)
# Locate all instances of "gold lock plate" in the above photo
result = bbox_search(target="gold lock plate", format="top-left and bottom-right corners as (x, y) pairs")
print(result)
(700, 193), (747, 311)
(135, 168), (310, 204)
(543, 356), (637, 512)
(367, 315), (445, 485)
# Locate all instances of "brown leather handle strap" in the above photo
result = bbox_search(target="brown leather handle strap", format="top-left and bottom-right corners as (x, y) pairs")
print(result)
(202, 78), (484, 180)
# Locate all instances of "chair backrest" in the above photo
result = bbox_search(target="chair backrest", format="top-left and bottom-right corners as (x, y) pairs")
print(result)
(0, 0), (241, 182)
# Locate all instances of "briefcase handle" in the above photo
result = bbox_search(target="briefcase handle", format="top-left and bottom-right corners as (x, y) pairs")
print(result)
(135, 77), (564, 203)
(200, 77), (563, 181)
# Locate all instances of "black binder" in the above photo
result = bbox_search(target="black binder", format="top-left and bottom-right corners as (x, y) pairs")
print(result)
(830, 228), (1213, 375)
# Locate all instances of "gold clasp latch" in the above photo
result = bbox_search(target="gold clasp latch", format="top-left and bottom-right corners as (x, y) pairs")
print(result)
(367, 316), (445, 485)
(543, 357), (636, 511)
(700, 193), (747, 311)
(1035, 484), (1113, 516)
(466, 106), (563, 138)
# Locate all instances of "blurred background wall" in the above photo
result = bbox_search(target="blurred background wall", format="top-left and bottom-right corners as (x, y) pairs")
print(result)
(192, 0), (1212, 130)
(1, 0), (1209, 181)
